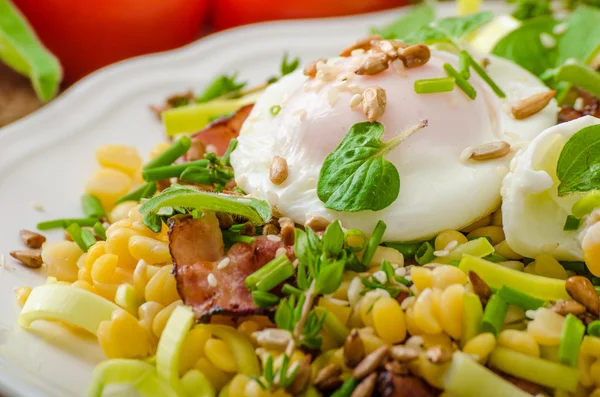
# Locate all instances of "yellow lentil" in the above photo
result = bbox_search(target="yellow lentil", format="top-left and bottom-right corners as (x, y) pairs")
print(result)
(583, 222), (600, 277)
(85, 168), (132, 210)
(97, 309), (152, 359)
(461, 215), (492, 233)
(145, 265), (180, 306)
(532, 253), (568, 280)
(105, 227), (139, 269)
(128, 235), (171, 265)
(109, 201), (139, 223)
(411, 267), (433, 292)
(527, 308), (564, 346)
(194, 357), (233, 390)
(438, 284), (464, 340)
(413, 288), (442, 335)
(497, 329), (540, 357)
(372, 297), (406, 344)
(41, 241), (83, 283)
(466, 226), (505, 246)
(494, 240), (523, 260)
(463, 332), (496, 363)
(95, 144), (142, 176)
(431, 265), (467, 290)
(435, 230), (468, 251)
(91, 254), (119, 284)
(180, 327), (212, 375)
(152, 300), (183, 338)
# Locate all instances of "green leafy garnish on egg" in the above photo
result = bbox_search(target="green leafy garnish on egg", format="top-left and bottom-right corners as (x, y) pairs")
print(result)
(404, 11), (494, 46)
(372, 3), (435, 39)
(556, 124), (600, 196)
(317, 121), (426, 213)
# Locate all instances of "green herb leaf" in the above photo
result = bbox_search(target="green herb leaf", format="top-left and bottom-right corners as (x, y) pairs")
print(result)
(563, 215), (581, 231)
(372, 3), (435, 39)
(195, 74), (247, 103)
(557, 5), (600, 66)
(0, 0), (62, 102)
(318, 121), (426, 212)
(281, 53), (300, 76)
(405, 12), (493, 46)
(139, 185), (271, 224)
(315, 260), (345, 295)
(556, 124), (600, 196)
(142, 213), (163, 233)
(322, 220), (344, 257)
(510, 0), (552, 20)
(492, 16), (558, 76)
(554, 61), (600, 98)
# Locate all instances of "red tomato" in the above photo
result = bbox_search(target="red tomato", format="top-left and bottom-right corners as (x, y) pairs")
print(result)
(212, 0), (408, 31)
(13, 0), (209, 84)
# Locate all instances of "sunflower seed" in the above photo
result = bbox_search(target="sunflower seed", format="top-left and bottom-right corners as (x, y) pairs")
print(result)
(355, 53), (389, 76)
(398, 44), (431, 68)
(340, 35), (382, 57)
(10, 249), (42, 268)
(19, 230), (46, 249)
(362, 86), (387, 122)
(270, 156), (289, 185)
(353, 345), (390, 380)
(566, 276), (600, 316)
(344, 329), (366, 368)
(469, 141), (511, 161)
(511, 91), (556, 120)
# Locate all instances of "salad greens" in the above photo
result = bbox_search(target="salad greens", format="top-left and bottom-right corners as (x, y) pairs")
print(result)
(508, 0), (552, 20)
(557, 5), (600, 65)
(372, 3), (435, 40)
(556, 125), (600, 196)
(195, 74), (247, 104)
(405, 11), (493, 46)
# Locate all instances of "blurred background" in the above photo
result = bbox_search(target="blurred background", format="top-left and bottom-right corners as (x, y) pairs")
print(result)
(0, 0), (413, 127)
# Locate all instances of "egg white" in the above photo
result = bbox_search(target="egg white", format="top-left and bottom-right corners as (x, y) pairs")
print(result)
(231, 50), (558, 241)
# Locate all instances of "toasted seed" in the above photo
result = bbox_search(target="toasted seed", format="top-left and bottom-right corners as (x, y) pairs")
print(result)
(19, 229), (46, 249)
(398, 44), (431, 68)
(253, 328), (292, 350)
(549, 300), (587, 317)
(390, 345), (419, 362)
(340, 35), (382, 57)
(270, 156), (289, 185)
(350, 93), (363, 108)
(288, 355), (312, 394)
(278, 217), (296, 246)
(353, 345), (390, 380)
(579, 312), (598, 327)
(426, 345), (452, 364)
(362, 86), (387, 123)
(304, 58), (327, 78)
(216, 213), (234, 230)
(566, 276), (600, 316)
(352, 373), (377, 397)
(313, 363), (343, 390)
(374, 40), (400, 60)
(305, 215), (331, 232)
(469, 141), (511, 161)
(240, 222), (255, 236)
(384, 360), (410, 375)
(344, 329), (366, 368)
(262, 224), (280, 236)
(511, 90), (556, 120)
(355, 53), (389, 76)
(10, 249), (43, 268)
(469, 271), (492, 304)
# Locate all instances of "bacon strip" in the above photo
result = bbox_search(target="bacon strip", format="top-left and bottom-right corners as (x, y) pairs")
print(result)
(169, 213), (293, 321)
(377, 372), (441, 397)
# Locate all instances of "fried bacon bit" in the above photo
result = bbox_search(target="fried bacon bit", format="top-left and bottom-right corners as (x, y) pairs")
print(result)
(339, 35), (382, 57)
(558, 88), (600, 124)
(170, 213), (295, 320)
(377, 371), (441, 397)
(183, 104), (254, 161)
(150, 90), (195, 119)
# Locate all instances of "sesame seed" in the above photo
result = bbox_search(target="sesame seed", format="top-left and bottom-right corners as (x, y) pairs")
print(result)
(206, 144), (217, 154)
(292, 259), (300, 268)
(433, 250), (449, 257)
(349, 93), (363, 108)
(217, 257), (230, 270)
(267, 235), (282, 242)
(395, 267), (407, 277)
(574, 97), (584, 111)
(0, 253), (5, 267)
(372, 270), (387, 284)
(444, 240), (459, 251)
(392, 59), (407, 76)
(539, 33), (556, 49)
(207, 273), (218, 287)
(553, 22), (568, 36)
(275, 247), (287, 257)
(459, 147), (474, 162)
(525, 309), (537, 319)
(327, 297), (350, 306)
(327, 88), (340, 106)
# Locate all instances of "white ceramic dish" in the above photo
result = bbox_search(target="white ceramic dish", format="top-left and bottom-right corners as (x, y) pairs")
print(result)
(0, 3), (509, 396)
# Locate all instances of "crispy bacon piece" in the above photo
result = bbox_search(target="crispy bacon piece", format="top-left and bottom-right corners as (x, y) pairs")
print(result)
(558, 88), (600, 124)
(377, 372), (441, 397)
(184, 104), (254, 161)
(169, 213), (294, 321)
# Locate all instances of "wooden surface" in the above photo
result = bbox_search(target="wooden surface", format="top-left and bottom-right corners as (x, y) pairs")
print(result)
(0, 62), (45, 128)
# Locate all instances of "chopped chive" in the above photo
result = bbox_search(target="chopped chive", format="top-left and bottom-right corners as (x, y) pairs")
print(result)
(37, 217), (99, 231)
(588, 320), (600, 337)
(66, 223), (88, 252)
(223, 231), (255, 245)
(116, 182), (157, 204)
(384, 241), (422, 259)
(459, 51), (471, 79)
(245, 255), (289, 289)
(361, 220), (387, 267)
(81, 229), (97, 251)
(563, 215), (581, 231)
(179, 167), (214, 185)
(93, 222), (107, 240)
(255, 257), (295, 292)
(480, 294), (509, 336)
(484, 253), (507, 263)
(444, 63), (476, 100)
(414, 77), (455, 94)
(251, 290), (280, 308)
(269, 105), (281, 116)
(141, 160), (210, 182)
(222, 138), (238, 167)
(81, 194), (106, 219)
(558, 314), (585, 367)
(330, 377), (357, 397)
(344, 229), (367, 252)
(395, 275), (410, 286)
(497, 285), (545, 311)
(462, 51), (506, 98)
(415, 241), (435, 265)
(381, 260), (395, 283)
(143, 136), (192, 170)
(282, 283), (303, 297)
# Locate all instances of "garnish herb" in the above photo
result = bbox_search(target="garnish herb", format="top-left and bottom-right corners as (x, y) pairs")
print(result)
(251, 290), (280, 308)
(558, 314), (585, 367)
(556, 125), (600, 195)
(554, 62), (600, 98)
(93, 222), (107, 241)
(222, 138), (238, 167)
(195, 74), (247, 104)
(371, 3), (435, 39)
(37, 217), (99, 231)
(360, 260), (404, 298)
(480, 294), (509, 336)
(508, 0), (552, 20)
(557, 5), (600, 66)
(66, 223), (96, 252)
(588, 320), (600, 337)
(317, 121), (427, 212)
(143, 136), (192, 170)
(414, 77), (456, 94)
(116, 182), (157, 204)
(269, 105), (281, 116)
(461, 51), (506, 98)
(81, 194), (106, 219)
(444, 63), (476, 99)
(142, 160), (210, 182)
(405, 12), (493, 47)
(415, 241), (435, 265)
(361, 220), (387, 266)
(266, 53), (301, 85)
(563, 215), (581, 231)
(344, 229), (367, 252)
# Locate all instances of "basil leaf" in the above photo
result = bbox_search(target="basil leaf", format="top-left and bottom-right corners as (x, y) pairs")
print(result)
(492, 16), (558, 76)
(372, 3), (435, 39)
(555, 62), (600, 98)
(317, 122), (399, 212)
(139, 185), (271, 224)
(405, 11), (493, 45)
(556, 124), (600, 196)
(558, 5), (600, 65)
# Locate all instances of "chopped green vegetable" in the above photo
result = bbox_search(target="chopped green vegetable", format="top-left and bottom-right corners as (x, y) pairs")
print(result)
(462, 51), (506, 98)
(563, 215), (581, 231)
(557, 125), (600, 196)
(384, 241), (422, 259)
(81, 194), (106, 219)
(444, 63), (476, 99)
(483, 253), (507, 263)
(415, 241), (435, 265)
(252, 291), (280, 308)
(142, 213), (163, 233)
(116, 182), (157, 204)
(510, 0), (552, 20)
(588, 320), (600, 337)
(361, 220), (387, 266)
(144, 136), (192, 170)
(196, 74), (247, 104)
(480, 294), (509, 336)
(93, 222), (107, 241)
(0, 0), (62, 102)
(462, 292), (484, 347)
(255, 256), (294, 292)
(180, 369), (216, 397)
(558, 314), (585, 367)
(37, 217), (99, 231)
(142, 160), (210, 182)
(459, 51), (471, 79)
(330, 377), (357, 397)
(222, 138), (238, 167)
(280, 53), (300, 77)
(572, 191), (600, 218)
(414, 77), (455, 94)
(436, 237), (495, 264)
(497, 285), (545, 311)
(179, 167), (214, 185)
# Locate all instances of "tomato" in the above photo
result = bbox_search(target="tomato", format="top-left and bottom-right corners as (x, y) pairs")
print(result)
(13, 0), (209, 84)
(213, 0), (409, 31)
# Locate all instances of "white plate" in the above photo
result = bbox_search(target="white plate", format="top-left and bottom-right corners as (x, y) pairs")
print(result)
(0, 3), (509, 396)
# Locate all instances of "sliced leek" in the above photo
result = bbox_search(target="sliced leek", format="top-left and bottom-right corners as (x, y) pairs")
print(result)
(19, 284), (120, 335)
(181, 369), (216, 397)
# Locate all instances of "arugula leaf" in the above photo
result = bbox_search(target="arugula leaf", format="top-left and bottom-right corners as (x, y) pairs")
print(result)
(405, 12), (493, 46)
(556, 124), (600, 196)
(195, 74), (247, 103)
(139, 185), (271, 224)
(492, 16), (558, 76)
(555, 62), (600, 98)
(318, 121), (426, 212)
(558, 5), (600, 65)
(509, 0), (552, 20)
(372, 3), (435, 39)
